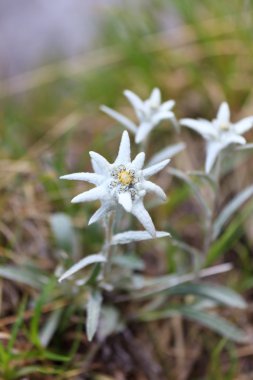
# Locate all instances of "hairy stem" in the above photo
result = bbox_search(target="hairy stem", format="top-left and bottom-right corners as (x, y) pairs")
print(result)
(101, 211), (116, 281)
(203, 154), (222, 257)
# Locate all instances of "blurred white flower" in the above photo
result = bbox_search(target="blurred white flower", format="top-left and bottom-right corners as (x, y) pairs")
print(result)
(101, 88), (175, 144)
(181, 102), (253, 173)
(60, 131), (170, 237)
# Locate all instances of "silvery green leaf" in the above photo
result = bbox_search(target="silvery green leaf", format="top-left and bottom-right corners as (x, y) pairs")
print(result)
(112, 254), (145, 270)
(163, 283), (246, 309)
(236, 143), (253, 151)
(0, 266), (47, 289)
(39, 309), (62, 347)
(86, 290), (102, 342)
(98, 306), (124, 341)
(212, 184), (253, 240)
(126, 263), (233, 298)
(138, 306), (247, 343)
(187, 299), (216, 310)
(58, 253), (105, 282)
(50, 213), (75, 252)
(111, 231), (170, 245)
(147, 142), (185, 166)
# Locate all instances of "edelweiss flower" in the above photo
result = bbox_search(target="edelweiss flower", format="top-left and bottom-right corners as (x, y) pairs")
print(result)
(181, 102), (253, 173)
(60, 131), (170, 237)
(101, 88), (175, 144)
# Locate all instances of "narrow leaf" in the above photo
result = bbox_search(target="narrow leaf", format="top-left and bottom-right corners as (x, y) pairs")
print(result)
(0, 266), (47, 289)
(98, 306), (124, 341)
(148, 143), (185, 166)
(30, 280), (56, 347)
(236, 143), (253, 151)
(206, 200), (253, 265)
(117, 264), (233, 301)
(138, 306), (247, 343)
(50, 213), (75, 252)
(58, 253), (106, 282)
(164, 283), (246, 309)
(112, 231), (170, 245)
(39, 309), (63, 347)
(7, 298), (27, 352)
(86, 290), (103, 341)
(212, 184), (253, 240)
(42, 350), (70, 362)
(112, 254), (145, 270)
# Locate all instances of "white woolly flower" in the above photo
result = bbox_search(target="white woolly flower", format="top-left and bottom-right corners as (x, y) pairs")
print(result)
(181, 102), (253, 173)
(101, 88), (175, 144)
(60, 131), (170, 237)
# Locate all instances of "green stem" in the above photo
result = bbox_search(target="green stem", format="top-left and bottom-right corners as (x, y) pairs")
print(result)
(203, 153), (222, 257)
(139, 134), (150, 154)
(101, 211), (115, 281)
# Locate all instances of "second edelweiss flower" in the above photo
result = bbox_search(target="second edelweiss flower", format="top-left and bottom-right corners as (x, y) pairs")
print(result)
(101, 88), (175, 144)
(181, 102), (253, 173)
(60, 131), (170, 237)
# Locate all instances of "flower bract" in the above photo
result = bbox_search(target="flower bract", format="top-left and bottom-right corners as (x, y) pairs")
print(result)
(60, 131), (170, 237)
(180, 102), (253, 173)
(101, 88), (175, 144)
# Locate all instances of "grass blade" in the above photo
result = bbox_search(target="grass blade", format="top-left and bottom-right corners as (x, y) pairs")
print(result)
(212, 184), (253, 240)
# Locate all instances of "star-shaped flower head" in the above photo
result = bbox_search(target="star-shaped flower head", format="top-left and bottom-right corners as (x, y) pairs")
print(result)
(60, 131), (170, 237)
(101, 88), (175, 144)
(180, 102), (253, 173)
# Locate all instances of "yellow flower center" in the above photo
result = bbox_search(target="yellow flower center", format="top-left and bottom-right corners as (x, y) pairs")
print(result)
(118, 170), (134, 186)
(220, 123), (230, 131)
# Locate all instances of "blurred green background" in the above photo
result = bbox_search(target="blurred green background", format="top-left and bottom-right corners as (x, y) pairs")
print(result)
(1, 1), (253, 379)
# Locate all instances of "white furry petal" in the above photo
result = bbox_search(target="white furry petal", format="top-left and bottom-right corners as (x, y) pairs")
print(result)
(205, 141), (223, 173)
(217, 102), (230, 124)
(115, 131), (131, 164)
(118, 192), (133, 212)
(71, 185), (106, 203)
(160, 100), (175, 112)
(143, 159), (170, 178)
(143, 180), (167, 201)
(124, 89), (144, 111)
(180, 118), (216, 139)
(233, 116), (253, 135)
(131, 200), (156, 237)
(135, 122), (154, 144)
(222, 133), (246, 146)
(152, 111), (174, 125)
(60, 172), (104, 185)
(131, 152), (146, 170)
(89, 151), (111, 174)
(88, 202), (113, 225)
(149, 87), (161, 107)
